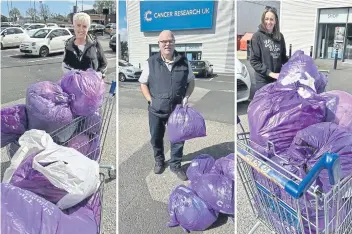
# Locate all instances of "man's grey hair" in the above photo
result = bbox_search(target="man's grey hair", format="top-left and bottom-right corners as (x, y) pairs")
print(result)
(73, 12), (91, 27)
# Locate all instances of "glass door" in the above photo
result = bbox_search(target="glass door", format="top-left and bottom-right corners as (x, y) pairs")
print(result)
(326, 24), (346, 59)
(344, 23), (352, 62)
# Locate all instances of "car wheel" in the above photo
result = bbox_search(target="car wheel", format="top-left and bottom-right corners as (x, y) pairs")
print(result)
(119, 73), (126, 82)
(39, 46), (49, 57)
(1, 43), (3, 50)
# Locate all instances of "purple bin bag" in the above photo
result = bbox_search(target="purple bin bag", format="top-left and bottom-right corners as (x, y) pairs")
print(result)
(278, 50), (327, 93)
(210, 157), (235, 180)
(168, 185), (219, 232)
(67, 134), (101, 161)
(323, 90), (352, 131)
(191, 173), (234, 215)
(64, 182), (103, 232)
(186, 154), (215, 182)
(248, 82), (326, 156)
(167, 105), (206, 144)
(26, 81), (73, 134)
(60, 69), (105, 117)
(1, 104), (28, 147)
(1, 183), (98, 234)
(84, 110), (102, 135)
(225, 153), (234, 160)
(10, 152), (68, 204)
(287, 122), (352, 193)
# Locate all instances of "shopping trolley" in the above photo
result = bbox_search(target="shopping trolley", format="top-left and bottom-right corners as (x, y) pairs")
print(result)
(236, 116), (352, 234)
(5, 79), (117, 234)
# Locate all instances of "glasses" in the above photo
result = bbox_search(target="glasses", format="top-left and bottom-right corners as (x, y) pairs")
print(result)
(265, 6), (277, 12)
(158, 40), (175, 45)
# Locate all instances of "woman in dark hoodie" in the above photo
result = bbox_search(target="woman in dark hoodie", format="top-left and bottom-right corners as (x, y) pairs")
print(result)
(250, 6), (288, 92)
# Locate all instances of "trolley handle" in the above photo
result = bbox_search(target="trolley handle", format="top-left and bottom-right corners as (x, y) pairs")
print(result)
(237, 146), (340, 199)
(109, 80), (116, 95)
(286, 152), (340, 198)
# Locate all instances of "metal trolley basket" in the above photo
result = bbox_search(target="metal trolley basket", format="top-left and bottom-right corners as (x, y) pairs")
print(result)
(237, 115), (352, 234)
(5, 80), (117, 234)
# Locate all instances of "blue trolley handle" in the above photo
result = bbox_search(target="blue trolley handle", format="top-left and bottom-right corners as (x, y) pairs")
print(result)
(109, 80), (116, 95)
(237, 147), (341, 199)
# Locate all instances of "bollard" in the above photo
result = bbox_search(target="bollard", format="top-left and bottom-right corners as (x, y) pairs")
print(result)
(247, 40), (251, 60)
(289, 44), (292, 58)
(334, 49), (338, 70)
(310, 46), (313, 57)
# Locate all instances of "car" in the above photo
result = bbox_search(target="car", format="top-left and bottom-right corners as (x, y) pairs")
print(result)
(20, 28), (72, 57)
(109, 34), (116, 52)
(1, 27), (29, 49)
(105, 23), (116, 35)
(88, 24), (105, 36)
(190, 60), (213, 78)
(46, 23), (59, 28)
(24, 23), (46, 31)
(118, 60), (142, 82)
(236, 58), (251, 102)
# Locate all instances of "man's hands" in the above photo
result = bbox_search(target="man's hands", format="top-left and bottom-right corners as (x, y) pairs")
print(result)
(269, 72), (280, 79)
(182, 96), (189, 107)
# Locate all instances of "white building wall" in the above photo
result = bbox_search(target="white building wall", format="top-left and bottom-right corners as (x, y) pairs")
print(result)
(281, 0), (352, 56)
(126, 0), (235, 73)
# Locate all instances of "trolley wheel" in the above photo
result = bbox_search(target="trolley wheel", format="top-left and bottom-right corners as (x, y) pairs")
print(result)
(108, 169), (116, 179)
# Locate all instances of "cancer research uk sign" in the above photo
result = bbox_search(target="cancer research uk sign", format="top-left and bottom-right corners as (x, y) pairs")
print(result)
(140, 1), (215, 32)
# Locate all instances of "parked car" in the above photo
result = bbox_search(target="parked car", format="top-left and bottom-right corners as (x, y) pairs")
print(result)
(105, 23), (116, 35)
(46, 23), (59, 28)
(236, 58), (251, 102)
(89, 24), (105, 36)
(109, 34), (116, 52)
(1, 27), (29, 49)
(20, 28), (72, 57)
(118, 60), (142, 82)
(190, 60), (213, 78)
(24, 23), (46, 31)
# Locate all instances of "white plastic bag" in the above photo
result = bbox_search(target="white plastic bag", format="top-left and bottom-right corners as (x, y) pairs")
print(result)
(3, 129), (100, 210)
(32, 145), (100, 209)
(3, 129), (52, 183)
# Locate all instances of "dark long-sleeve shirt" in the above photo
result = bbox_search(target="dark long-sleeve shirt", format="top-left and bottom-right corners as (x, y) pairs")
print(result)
(250, 25), (288, 84)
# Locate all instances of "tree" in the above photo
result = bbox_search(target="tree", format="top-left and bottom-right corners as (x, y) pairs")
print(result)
(9, 8), (21, 21)
(26, 8), (37, 22)
(39, 3), (50, 23)
(121, 41), (129, 61)
(93, 0), (116, 14)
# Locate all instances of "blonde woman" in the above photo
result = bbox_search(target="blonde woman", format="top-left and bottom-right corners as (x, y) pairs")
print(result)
(62, 12), (107, 76)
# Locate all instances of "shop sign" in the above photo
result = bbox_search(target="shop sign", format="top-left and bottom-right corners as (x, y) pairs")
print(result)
(140, 1), (214, 32)
(319, 8), (348, 23)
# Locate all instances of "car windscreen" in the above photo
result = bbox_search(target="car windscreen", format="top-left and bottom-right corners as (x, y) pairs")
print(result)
(190, 61), (205, 67)
(32, 29), (51, 38)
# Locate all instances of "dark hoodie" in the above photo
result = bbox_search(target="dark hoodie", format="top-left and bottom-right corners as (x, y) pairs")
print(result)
(63, 34), (107, 73)
(250, 25), (288, 85)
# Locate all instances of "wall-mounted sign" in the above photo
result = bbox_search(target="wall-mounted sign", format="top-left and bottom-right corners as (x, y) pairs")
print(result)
(319, 8), (348, 23)
(140, 1), (214, 32)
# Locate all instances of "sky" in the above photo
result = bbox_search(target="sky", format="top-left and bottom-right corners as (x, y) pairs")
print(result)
(1, 0), (128, 41)
(118, 0), (127, 42)
(1, 1), (96, 17)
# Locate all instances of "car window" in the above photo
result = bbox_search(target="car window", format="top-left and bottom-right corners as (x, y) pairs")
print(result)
(48, 30), (62, 38)
(190, 61), (205, 66)
(6, 28), (15, 35)
(32, 29), (51, 38)
(14, 28), (23, 34)
(59, 29), (70, 36)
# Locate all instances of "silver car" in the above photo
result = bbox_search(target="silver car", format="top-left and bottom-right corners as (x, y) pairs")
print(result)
(236, 58), (251, 102)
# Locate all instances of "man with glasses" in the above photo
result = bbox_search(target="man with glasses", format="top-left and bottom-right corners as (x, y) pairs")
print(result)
(139, 30), (195, 181)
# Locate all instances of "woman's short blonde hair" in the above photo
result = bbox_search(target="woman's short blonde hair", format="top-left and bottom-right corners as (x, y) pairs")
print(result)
(73, 12), (91, 27)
